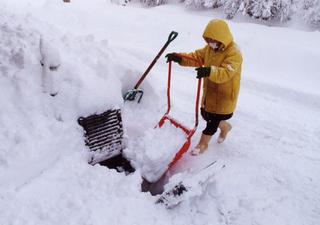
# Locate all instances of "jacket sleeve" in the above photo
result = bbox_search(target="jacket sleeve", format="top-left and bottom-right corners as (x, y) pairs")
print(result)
(178, 47), (206, 67)
(208, 47), (242, 84)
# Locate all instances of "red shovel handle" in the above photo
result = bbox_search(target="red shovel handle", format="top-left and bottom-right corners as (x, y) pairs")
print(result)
(165, 54), (202, 132)
(157, 54), (203, 172)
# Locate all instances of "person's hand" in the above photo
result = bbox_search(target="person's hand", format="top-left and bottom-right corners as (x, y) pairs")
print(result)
(165, 53), (182, 63)
(195, 67), (211, 79)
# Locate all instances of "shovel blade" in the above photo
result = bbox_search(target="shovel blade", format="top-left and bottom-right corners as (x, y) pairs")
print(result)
(123, 89), (144, 103)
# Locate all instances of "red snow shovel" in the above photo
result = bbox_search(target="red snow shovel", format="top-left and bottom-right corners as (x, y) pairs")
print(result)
(123, 31), (178, 103)
(141, 54), (202, 194)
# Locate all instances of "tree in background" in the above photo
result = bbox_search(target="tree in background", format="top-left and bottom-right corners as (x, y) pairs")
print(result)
(223, 0), (243, 19)
(182, 0), (294, 21)
(138, 0), (319, 27)
(301, 0), (320, 27)
(241, 0), (294, 21)
(184, 0), (223, 8)
(141, 0), (167, 6)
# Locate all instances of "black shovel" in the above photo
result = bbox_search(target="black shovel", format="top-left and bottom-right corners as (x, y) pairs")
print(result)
(123, 31), (178, 103)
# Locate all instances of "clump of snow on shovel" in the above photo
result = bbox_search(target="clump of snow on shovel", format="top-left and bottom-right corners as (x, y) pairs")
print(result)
(125, 121), (187, 182)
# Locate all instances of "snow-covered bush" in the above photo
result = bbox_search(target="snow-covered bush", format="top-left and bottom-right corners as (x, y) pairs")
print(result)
(181, 0), (294, 22)
(222, 0), (294, 21)
(111, 0), (130, 6)
(242, 0), (294, 21)
(223, 0), (243, 19)
(301, 0), (320, 27)
(140, 0), (167, 6)
(184, 0), (224, 8)
(133, 0), (320, 28)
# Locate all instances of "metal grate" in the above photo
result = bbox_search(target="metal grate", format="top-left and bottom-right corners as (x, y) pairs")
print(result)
(78, 109), (124, 164)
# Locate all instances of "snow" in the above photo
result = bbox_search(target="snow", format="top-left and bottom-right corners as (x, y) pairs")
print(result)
(0, 0), (320, 225)
(125, 120), (187, 182)
(40, 36), (61, 95)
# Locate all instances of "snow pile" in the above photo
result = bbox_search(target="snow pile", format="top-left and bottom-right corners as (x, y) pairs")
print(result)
(0, 3), (127, 190)
(0, 4), (174, 225)
(0, 6), (125, 116)
(0, 153), (158, 225)
(0, 10), (40, 78)
(0, 5), (127, 177)
(125, 120), (187, 182)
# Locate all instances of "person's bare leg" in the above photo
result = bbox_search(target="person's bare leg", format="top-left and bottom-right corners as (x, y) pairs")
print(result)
(217, 121), (232, 144)
(191, 134), (212, 155)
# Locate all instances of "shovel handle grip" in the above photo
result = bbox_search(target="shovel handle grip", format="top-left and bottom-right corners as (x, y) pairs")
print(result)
(167, 31), (178, 43)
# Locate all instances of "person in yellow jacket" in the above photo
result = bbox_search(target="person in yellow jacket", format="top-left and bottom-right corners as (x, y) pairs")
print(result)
(166, 19), (243, 155)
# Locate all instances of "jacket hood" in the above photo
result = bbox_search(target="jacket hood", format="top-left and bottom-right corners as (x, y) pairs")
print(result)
(203, 19), (233, 49)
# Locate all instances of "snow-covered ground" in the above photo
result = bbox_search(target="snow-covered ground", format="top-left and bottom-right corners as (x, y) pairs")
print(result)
(0, 0), (320, 225)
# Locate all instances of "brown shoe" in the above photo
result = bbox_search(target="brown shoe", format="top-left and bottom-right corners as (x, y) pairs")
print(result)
(190, 134), (212, 155)
(217, 121), (232, 144)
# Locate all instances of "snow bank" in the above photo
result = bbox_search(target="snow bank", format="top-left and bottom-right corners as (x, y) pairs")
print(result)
(0, 5), (126, 188)
(0, 4), (177, 225)
(0, 6), (126, 115)
(0, 5), (183, 225)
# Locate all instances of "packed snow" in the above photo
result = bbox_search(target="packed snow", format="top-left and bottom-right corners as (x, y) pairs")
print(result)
(0, 0), (320, 225)
(125, 120), (187, 182)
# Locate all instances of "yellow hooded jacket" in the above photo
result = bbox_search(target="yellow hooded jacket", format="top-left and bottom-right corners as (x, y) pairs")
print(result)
(179, 20), (243, 115)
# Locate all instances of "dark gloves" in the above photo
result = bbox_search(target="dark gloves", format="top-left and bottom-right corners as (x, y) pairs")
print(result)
(195, 67), (211, 79)
(165, 53), (182, 63)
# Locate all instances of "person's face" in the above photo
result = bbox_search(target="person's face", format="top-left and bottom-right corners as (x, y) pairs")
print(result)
(204, 37), (222, 50)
